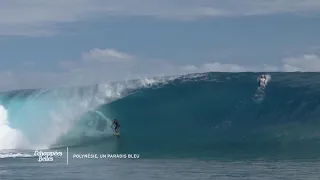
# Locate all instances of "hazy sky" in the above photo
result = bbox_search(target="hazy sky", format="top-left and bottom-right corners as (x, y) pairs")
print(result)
(0, 0), (320, 90)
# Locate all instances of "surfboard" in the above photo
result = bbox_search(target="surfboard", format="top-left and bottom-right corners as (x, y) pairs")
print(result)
(113, 132), (120, 136)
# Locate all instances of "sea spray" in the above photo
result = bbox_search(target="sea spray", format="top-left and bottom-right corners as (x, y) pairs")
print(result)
(0, 105), (29, 150)
(0, 77), (169, 151)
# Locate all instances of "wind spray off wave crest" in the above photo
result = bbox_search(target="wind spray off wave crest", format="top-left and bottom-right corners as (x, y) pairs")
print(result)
(0, 77), (172, 151)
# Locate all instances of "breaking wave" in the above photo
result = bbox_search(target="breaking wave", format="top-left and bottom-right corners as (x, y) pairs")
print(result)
(1, 72), (320, 158)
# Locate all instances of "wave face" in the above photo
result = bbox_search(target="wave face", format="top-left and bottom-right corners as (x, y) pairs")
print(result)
(1, 72), (320, 158)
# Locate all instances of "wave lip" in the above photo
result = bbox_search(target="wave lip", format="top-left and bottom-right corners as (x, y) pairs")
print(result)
(0, 77), (178, 152)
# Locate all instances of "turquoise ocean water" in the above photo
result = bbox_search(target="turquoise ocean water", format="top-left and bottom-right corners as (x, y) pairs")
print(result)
(1, 72), (320, 179)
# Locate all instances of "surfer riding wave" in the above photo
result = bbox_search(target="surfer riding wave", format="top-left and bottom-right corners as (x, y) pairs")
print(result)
(253, 74), (270, 101)
(111, 119), (120, 133)
(258, 74), (267, 89)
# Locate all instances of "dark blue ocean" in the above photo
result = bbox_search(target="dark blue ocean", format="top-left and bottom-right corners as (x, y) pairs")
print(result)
(1, 72), (320, 179)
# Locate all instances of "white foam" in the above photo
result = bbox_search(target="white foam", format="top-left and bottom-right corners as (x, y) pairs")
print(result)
(265, 74), (272, 84)
(0, 152), (32, 158)
(0, 77), (175, 151)
(0, 105), (30, 150)
(257, 74), (272, 86)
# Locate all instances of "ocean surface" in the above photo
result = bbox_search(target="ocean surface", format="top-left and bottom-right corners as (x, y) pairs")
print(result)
(1, 72), (320, 179)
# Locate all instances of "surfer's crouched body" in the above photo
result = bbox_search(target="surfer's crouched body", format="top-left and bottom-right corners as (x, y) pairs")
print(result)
(259, 74), (266, 88)
(111, 119), (120, 133)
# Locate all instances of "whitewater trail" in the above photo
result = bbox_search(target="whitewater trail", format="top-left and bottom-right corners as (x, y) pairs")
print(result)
(253, 74), (271, 102)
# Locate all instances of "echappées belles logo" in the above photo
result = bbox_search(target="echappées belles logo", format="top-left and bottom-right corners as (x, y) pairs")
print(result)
(34, 150), (63, 162)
